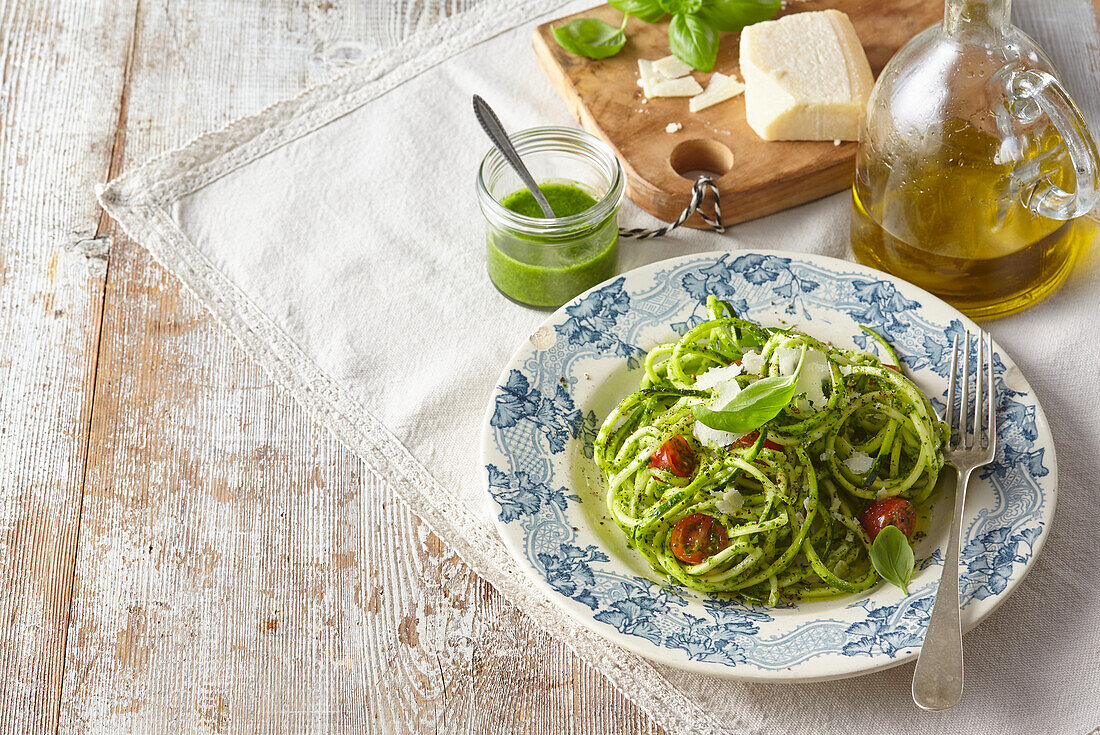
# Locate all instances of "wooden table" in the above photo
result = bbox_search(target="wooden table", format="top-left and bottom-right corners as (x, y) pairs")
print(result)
(3, 1), (1097, 732)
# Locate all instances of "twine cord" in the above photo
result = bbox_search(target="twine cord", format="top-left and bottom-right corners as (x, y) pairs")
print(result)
(618, 175), (725, 239)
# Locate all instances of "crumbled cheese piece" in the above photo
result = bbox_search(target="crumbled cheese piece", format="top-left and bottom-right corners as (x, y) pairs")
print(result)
(650, 76), (704, 98)
(844, 451), (875, 474)
(689, 72), (745, 113)
(695, 362), (743, 389)
(665, 122), (683, 133)
(694, 420), (747, 448)
(740, 349), (765, 375)
(739, 10), (874, 141)
(715, 487), (745, 514)
(653, 54), (694, 79)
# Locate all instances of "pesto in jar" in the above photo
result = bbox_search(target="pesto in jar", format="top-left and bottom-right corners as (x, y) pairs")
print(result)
(486, 183), (619, 308)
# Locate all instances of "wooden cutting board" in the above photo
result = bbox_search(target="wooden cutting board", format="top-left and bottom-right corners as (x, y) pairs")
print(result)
(533, 1), (944, 228)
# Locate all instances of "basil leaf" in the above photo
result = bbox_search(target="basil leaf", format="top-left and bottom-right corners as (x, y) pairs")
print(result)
(609, 0), (667, 23)
(694, 347), (805, 433)
(696, 0), (780, 32)
(869, 525), (915, 595)
(552, 18), (628, 60)
(669, 13), (719, 72)
(659, 0), (703, 13)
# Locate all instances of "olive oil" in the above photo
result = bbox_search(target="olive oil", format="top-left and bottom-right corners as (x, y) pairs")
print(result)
(851, 121), (1092, 319)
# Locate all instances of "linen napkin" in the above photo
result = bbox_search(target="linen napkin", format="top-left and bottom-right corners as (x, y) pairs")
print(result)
(100, 0), (1100, 732)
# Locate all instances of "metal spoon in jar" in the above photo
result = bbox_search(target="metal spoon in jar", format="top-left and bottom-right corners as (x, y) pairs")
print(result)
(472, 95), (556, 219)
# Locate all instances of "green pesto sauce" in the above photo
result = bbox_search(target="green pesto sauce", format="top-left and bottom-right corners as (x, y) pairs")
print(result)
(487, 182), (619, 309)
(501, 183), (597, 218)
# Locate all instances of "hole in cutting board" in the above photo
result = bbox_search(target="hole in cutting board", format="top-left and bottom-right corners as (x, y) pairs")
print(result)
(669, 139), (734, 181)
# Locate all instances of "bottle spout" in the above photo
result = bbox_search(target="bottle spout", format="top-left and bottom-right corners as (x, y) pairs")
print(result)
(943, 0), (1011, 40)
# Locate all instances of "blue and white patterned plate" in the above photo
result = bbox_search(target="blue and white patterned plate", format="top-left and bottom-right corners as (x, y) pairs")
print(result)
(480, 251), (1056, 681)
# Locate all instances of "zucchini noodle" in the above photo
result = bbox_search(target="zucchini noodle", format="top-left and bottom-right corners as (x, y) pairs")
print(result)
(593, 296), (948, 604)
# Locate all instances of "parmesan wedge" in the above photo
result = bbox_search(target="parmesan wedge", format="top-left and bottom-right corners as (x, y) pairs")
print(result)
(739, 10), (874, 141)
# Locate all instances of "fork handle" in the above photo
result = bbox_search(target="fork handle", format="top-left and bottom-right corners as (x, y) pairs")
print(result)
(912, 466), (972, 711)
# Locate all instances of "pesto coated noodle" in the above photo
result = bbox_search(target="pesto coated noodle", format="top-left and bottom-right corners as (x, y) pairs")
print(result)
(593, 296), (948, 604)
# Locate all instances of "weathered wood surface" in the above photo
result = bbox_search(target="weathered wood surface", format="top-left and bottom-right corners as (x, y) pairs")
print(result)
(0, 1), (663, 733)
(2, 1), (1097, 734)
(0, 1), (133, 731)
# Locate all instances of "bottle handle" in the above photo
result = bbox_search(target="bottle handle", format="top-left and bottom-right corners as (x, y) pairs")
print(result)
(1003, 68), (1100, 220)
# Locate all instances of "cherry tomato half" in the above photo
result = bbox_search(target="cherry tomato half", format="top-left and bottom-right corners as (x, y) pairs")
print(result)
(860, 497), (916, 541)
(649, 435), (697, 478)
(670, 513), (730, 564)
(732, 431), (784, 451)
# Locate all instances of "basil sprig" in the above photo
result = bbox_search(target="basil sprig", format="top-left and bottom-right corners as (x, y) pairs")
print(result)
(552, 0), (780, 69)
(551, 16), (629, 60)
(869, 525), (915, 594)
(695, 347), (804, 433)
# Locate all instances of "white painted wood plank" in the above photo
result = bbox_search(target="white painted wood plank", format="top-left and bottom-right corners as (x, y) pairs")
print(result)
(1014, 0), (1100, 131)
(0, 1), (136, 731)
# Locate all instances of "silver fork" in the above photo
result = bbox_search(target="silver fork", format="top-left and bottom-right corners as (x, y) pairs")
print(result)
(912, 331), (997, 710)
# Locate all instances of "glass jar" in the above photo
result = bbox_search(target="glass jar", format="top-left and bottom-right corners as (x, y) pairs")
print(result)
(476, 127), (625, 309)
(850, 0), (1100, 319)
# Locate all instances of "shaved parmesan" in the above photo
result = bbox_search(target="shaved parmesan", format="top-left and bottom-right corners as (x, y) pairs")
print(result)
(689, 72), (745, 113)
(740, 349), (766, 375)
(695, 363), (743, 389)
(653, 54), (694, 79)
(694, 420), (746, 449)
(776, 346), (833, 410)
(637, 55), (704, 99)
(650, 76), (704, 98)
(637, 59), (667, 97)
(692, 363), (748, 447)
(712, 377), (743, 410)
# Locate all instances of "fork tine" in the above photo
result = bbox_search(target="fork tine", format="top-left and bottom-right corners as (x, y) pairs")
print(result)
(946, 334), (959, 448)
(961, 332), (971, 449)
(986, 332), (995, 451)
(974, 332), (983, 450)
